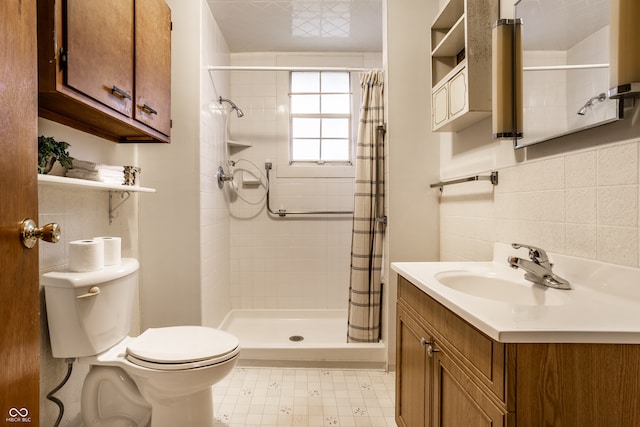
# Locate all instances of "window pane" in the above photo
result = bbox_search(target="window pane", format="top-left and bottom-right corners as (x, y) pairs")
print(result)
(321, 94), (350, 114)
(291, 94), (320, 114)
(291, 72), (319, 93)
(292, 118), (320, 138)
(321, 139), (350, 161)
(292, 139), (320, 161)
(321, 72), (350, 92)
(322, 118), (349, 138)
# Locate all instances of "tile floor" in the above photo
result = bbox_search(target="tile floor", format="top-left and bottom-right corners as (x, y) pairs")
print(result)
(212, 367), (397, 426)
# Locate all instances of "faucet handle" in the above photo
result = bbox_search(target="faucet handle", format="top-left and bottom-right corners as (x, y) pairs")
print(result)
(511, 243), (549, 265)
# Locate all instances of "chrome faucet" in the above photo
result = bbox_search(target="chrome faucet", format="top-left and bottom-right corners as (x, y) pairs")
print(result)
(507, 243), (571, 290)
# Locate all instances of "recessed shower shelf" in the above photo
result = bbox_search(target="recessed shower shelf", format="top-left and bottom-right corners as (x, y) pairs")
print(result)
(227, 140), (252, 148)
(38, 174), (156, 193)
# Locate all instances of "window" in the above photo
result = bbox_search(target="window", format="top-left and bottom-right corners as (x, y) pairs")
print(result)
(289, 71), (352, 164)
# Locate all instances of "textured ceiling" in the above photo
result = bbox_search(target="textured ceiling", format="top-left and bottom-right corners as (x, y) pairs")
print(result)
(206, 0), (383, 52)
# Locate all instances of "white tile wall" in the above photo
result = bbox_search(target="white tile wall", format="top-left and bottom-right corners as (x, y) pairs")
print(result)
(226, 52), (381, 310)
(441, 139), (640, 268)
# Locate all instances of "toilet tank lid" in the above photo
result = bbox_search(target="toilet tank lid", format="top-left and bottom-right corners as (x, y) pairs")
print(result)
(41, 258), (139, 288)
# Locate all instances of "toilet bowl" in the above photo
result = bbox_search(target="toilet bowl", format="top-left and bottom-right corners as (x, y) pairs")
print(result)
(42, 259), (240, 427)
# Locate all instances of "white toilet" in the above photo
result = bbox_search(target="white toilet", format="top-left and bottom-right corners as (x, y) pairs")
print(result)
(42, 258), (240, 427)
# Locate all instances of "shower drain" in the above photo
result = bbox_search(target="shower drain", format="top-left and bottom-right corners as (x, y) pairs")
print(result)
(289, 335), (304, 342)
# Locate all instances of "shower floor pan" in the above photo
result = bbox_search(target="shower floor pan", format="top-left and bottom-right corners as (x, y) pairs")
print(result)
(219, 309), (387, 369)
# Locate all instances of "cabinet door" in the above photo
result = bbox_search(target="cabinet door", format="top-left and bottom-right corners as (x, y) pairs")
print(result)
(396, 305), (430, 427)
(433, 84), (449, 128)
(433, 348), (507, 427)
(66, 0), (134, 117)
(448, 69), (467, 118)
(135, 0), (171, 136)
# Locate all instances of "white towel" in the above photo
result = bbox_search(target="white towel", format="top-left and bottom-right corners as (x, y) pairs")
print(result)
(71, 159), (125, 173)
(66, 169), (124, 185)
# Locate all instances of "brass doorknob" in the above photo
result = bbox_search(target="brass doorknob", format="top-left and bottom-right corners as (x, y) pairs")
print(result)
(20, 218), (61, 248)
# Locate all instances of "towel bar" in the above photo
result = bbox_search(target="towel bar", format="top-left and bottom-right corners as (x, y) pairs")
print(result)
(430, 171), (498, 192)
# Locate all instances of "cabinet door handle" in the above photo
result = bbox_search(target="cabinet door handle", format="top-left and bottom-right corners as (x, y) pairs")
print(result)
(427, 344), (440, 357)
(139, 103), (158, 115)
(420, 337), (440, 357)
(111, 85), (132, 100)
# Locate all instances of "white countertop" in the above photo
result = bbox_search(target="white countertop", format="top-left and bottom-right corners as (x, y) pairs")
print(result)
(391, 244), (640, 344)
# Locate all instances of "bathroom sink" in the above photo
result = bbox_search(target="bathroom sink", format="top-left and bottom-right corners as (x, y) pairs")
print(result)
(434, 270), (567, 306)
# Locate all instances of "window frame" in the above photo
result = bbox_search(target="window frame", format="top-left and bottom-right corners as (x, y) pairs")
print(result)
(288, 71), (354, 165)
(275, 68), (360, 179)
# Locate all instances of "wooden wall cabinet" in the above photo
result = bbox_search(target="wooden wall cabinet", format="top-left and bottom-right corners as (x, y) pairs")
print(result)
(430, 0), (498, 132)
(396, 275), (640, 427)
(37, 0), (171, 143)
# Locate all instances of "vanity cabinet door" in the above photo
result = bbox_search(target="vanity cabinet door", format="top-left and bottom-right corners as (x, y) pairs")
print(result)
(433, 348), (508, 427)
(134, 0), (171, 136)
(66, 0), (135, 117)
(396, 304), (430, 427)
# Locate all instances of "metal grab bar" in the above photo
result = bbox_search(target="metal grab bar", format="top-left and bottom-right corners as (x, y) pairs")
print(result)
(430, 171), (498, 192)
(265, 163), (353, 217)
(265, 125), (386, 217)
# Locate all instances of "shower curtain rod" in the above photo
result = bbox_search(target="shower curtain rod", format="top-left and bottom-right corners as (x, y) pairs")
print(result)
(207, 65), (370, 72)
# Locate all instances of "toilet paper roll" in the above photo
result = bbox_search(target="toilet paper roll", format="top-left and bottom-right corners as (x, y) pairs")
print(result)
(69, 239), (104, 272)
(94, 236), (122, 266)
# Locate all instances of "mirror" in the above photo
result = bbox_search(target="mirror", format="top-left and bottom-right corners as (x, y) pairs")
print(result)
(514, 0), (621, 148)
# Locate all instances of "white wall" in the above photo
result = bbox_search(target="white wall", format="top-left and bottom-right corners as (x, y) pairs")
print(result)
(38, 119), (139, 426)
(384, 0), (442, 367)
(138, 0), (232, 329)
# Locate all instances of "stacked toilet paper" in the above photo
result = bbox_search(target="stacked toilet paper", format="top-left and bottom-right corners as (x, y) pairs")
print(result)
(68, 236), (122, 272)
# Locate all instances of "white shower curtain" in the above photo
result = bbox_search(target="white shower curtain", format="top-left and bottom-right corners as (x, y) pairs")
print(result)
(347, 70), (385, 343)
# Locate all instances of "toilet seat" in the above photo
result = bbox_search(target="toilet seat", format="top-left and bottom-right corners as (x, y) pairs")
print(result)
(126, 326), (240, 371)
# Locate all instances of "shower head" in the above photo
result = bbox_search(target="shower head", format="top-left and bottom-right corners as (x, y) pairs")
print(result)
(577, 92), (607, 115)
(219, 96), (245, 118)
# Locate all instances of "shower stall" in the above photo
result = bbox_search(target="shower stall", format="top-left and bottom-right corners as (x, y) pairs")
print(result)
(211, 57), (388, 368)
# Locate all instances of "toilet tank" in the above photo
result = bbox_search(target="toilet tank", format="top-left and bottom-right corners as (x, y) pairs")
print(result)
(42, 258), (139, 358)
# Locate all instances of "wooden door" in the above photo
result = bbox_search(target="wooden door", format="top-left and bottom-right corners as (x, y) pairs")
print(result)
(65, 0), (135, 117)
(0, 0), (40, 424)
(135, 0), (171, 136)
(396, 305), (430, 427)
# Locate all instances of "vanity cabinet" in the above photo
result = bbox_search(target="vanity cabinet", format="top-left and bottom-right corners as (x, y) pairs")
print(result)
(37, 0), (171, 143)
(396, 276), (510, 427)
(430, 0), (498, 132)
(396, 275), (640, 427)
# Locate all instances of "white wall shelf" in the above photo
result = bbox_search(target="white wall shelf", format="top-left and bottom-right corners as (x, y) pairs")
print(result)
(38, 174), (156, 224)
(38, 174), (156, 193)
